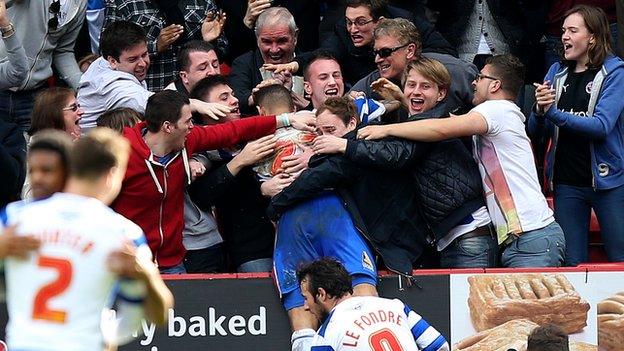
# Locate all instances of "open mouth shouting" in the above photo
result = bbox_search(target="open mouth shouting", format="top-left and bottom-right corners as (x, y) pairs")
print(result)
(409, 98), (425, 113)
(324, 88), (339, 97)
(351, 34), (364, 45)
(267, 52), (284, 63)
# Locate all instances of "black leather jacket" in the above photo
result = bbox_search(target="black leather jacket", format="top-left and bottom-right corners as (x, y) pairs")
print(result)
(343, 117), (486, 242)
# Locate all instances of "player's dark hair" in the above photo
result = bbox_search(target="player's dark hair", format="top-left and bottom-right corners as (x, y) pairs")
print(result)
(253, 84), (294, 111)
(526, 324), (569, 351)
(297, 258), (353, 300)
(485, 54), (525, 99)
(100, 21), (147, 61)
(144, 91), (190, 133)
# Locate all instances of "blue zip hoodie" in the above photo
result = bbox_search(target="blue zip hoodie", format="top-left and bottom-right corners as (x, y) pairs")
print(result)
(528, 55), (624, 191)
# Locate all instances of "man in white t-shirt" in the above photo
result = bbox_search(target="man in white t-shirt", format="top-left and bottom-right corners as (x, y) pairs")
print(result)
(298, 257), (449, 351)
(0, 128), (173, 350)
(358, 54), (565, 268)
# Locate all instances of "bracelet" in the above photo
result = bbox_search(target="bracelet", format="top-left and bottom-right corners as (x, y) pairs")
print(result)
(277, 113), (291, 128)
(0, 23), (14, 38)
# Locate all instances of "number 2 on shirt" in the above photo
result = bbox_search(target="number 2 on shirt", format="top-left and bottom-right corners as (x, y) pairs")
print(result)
(369, 328), (403, 351)
(32, 256), (73, 323)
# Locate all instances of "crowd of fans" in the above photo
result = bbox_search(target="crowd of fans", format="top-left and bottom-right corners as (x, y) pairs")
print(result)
(2, 1), (624, 349)
(1, 0), (624, 276)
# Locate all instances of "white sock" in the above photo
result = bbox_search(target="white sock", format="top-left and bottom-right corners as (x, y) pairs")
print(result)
(291, 328), (316, 351)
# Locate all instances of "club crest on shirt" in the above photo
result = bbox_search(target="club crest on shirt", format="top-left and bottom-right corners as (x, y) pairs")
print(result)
(0, 340), (7, 351)
(362, 251), (374, 271)
(585, 81), (593, 94)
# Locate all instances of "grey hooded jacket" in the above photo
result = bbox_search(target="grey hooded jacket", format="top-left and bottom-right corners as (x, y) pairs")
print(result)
(0, 0), (86, 90)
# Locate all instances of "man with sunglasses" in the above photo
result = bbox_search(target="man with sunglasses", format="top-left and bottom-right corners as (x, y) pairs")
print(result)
(358, 54), (565, 268)
(0, 0), (87, 135)
(351, 18), (478, 117)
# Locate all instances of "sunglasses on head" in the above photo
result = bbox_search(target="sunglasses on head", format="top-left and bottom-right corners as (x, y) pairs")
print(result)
(48, 0), (60, 31)
(373, 43), (409, 59)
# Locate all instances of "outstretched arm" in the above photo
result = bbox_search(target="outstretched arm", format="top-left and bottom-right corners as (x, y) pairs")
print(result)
(357, 112), (487, 142)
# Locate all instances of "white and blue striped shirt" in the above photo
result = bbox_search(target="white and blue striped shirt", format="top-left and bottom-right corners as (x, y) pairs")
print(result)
(310, 296), (449, 351)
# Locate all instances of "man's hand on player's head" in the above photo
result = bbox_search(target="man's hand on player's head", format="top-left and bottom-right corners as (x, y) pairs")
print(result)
(0, 224), (41, 259)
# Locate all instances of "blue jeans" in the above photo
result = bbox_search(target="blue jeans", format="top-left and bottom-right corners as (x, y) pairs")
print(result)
(440, 231), (498, 268)
(554, 184), (624, 266)
(501, 222), (566, 268)
(159, 262), (187, 274)
(0, 89), (39, 134)
(237, 258), (272, 273)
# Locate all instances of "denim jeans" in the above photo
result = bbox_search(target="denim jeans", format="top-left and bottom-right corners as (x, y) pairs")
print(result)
(237, 257), (272, 273)
(0, 89), (39, 134)
(159, 262), (187, 274)
(554, 184), (624, 266)
(440, 232), (498, 268)
(501, 221), (566, 268)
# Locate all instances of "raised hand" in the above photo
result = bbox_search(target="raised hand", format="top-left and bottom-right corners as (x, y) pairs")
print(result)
(243, 0), (272, 29)
(157, 24), (184, 53)
(372, 77), (407, 107)
(202, 9), (227, 42)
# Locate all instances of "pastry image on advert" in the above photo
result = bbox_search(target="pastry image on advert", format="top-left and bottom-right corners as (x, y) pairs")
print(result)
(597, 292), (624, 351)
(467, 274), (590, 333)
(452, 319), (596, 351)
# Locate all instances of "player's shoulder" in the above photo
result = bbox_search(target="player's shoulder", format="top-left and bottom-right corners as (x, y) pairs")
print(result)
(1, 197), (52, 226)
(106, 211), (144, 240)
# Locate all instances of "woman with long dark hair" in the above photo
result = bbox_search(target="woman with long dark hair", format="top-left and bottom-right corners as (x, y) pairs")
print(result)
(28, 87), (83, 140)
(530, 5), (624, 265)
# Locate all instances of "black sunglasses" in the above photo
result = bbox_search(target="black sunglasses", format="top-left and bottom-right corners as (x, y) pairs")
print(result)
(373, 43), (409, 59)
(48, 0), (60, 31)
